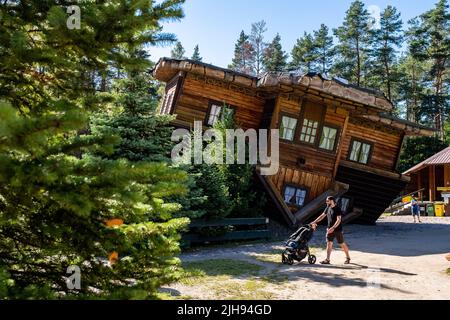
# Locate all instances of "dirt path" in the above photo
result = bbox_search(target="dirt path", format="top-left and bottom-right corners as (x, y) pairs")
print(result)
(166, 216), (450, 300)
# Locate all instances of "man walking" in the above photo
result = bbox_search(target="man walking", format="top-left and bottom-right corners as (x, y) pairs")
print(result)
(311, 196), (351, 265)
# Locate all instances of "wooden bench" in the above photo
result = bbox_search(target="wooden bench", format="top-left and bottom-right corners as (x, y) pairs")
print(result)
(182, 218), (270, 248)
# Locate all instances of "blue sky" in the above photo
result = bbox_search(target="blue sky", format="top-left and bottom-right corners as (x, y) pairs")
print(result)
(150, 0), (438, 67)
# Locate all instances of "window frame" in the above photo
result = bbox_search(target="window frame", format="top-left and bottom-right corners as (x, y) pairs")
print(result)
(282, 184), (309, 208)
(318, 123), (341, 153)
(297, 100), (327, 148)
(204, 100), (236, 127)
(347, 137), (374, 165)
(337, 196), (353, 215)
(160, 73), (184, 115)
(160, 86), (176, 115)
(279, 112), (300, 142)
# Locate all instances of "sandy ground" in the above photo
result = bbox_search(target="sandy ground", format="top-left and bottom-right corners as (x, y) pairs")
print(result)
(165, 216), (450, 300)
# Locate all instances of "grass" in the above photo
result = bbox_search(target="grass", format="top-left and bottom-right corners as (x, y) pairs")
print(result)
(176, 258), (279, 299)
(179, 259), (264, 285)
(211, 280), (276, 300)
(447, 268), (450, 275)
(252, 250), (282, 264)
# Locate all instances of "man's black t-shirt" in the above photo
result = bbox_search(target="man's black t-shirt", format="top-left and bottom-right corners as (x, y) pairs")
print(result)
(326, 205), (343, 231)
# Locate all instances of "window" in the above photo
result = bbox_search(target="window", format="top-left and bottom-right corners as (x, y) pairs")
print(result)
(206, 102), (235, 126)
(207, 104), (222, 126)
(280, 116), (298, 141)
(160, 86), (176, 115)
(299, 101), (325, 145)
(338, 197), (351, 214)
(319, 125), (339, 151)
(283, 185), (307, 207)
(300, 118), (318, 144)
(349, 139), (372, 164)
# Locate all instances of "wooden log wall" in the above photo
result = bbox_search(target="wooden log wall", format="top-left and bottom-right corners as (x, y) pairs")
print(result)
(269, 165), (332, 212)
(172, 73), (265, 129)
(274, 96), (348, 177)
(340, 120), (402, 172)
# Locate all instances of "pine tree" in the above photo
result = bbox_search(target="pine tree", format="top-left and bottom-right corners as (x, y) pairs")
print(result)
(333, 0), (371, 86)
(314, 24), (335, 75)
(263, 33), (288, 72)
(290, 32), (317, 73)
(250, 20), (268, 76)
(191, 45), (202, 61)
(371, 6), (403, 104)
(0, 0), (189, 299)
(229, 31), (255, 75)
(398, 136), (448, 172)
(171, 41), (186, 59)
(407, 0), (450, 138)
(397, 53), (429, 122)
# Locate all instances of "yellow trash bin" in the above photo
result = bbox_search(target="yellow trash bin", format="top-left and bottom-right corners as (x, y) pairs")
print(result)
(434, 202), (445, 217)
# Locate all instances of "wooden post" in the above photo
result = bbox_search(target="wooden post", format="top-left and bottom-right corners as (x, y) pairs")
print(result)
(333, 113), (350, 178)
(417, 171), (423, 201)
(393, 133), (405, 171)
(429, 166), (436, 202)
(269, 96), (282, 130)
(444, 164), (450, 187)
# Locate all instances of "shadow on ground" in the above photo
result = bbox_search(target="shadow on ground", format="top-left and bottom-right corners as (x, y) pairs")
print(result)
(321, 221), (450, 257)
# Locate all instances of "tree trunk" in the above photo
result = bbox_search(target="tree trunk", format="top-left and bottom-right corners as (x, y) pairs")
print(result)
(356, 38), (361, 86)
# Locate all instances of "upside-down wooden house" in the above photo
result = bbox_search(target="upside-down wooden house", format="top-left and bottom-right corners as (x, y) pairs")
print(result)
(153, 58), (435, 227)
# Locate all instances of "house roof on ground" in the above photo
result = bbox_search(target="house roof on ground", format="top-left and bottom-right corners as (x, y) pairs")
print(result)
(403, 146), (450, 175)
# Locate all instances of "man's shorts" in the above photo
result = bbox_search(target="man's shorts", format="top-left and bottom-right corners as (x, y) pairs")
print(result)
(326, 230), (345, 244)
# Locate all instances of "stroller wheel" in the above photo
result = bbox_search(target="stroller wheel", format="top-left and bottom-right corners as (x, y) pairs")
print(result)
(308, 255), (317, 265)
(287, 255), (294, 265)
(281, 253), (287, 264)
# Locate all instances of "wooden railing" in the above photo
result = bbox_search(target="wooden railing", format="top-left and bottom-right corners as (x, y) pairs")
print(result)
(386, 188), (426, 213)
(391, 188), (426, 204)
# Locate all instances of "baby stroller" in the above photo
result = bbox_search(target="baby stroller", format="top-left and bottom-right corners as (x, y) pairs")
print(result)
(281, 224), (316, 265)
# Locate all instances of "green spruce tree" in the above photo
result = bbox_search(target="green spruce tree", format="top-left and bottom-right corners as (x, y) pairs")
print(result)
(0, 0), (189, 299)
(263, 33), (288, 72)
(290, 32), (317, 73)
(191, 45), (202, 61)
(171, 41), (186, 59)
